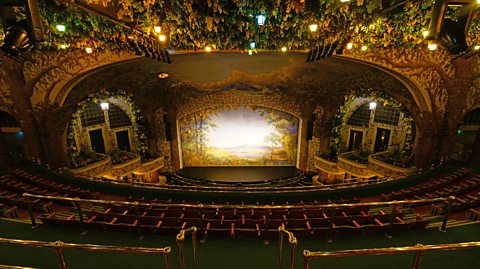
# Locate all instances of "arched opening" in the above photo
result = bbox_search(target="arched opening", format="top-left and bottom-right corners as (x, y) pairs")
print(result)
(66, 95), (145, 168)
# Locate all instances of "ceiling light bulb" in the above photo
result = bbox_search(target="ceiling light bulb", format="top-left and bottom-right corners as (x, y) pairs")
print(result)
(281, 46), (287, 52)
(340, 0), (351, 2)
(159, 35), (166, 42)
(85, 47), (93, 54)
(422, 30), (429, 37)
(361, 45), (367, 51)
(56, 24), (66, 32)
(428, 43), (437, 51)
(369, 102), (377, 110)
(346, 42), (353, 49)
(60, 44), (67, 49)
(474, 45), (480, 50)
(100, 102), (109, 111)
(154, 26), (161, 33)
(205, 46), (212, 52)
(309, 24), (318, 32)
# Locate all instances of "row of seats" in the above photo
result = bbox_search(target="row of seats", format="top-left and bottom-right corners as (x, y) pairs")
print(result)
(39, 210), (429, 239)
(382, 168), (472, 201)
(12, 170), (99, 199)
(0, 190), (53, 213)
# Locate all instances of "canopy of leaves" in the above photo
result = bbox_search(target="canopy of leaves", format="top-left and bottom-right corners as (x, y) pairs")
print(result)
(6, 1), (480, 52)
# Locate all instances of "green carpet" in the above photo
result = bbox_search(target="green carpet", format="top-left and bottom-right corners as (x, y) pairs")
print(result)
(1, 219), (479, 269)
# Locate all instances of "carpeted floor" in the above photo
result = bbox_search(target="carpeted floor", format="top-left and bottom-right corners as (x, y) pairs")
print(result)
(1, 219), (479, 269)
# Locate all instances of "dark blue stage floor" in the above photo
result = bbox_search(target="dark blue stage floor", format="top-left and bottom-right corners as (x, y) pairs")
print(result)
(178, 166), (298, 182)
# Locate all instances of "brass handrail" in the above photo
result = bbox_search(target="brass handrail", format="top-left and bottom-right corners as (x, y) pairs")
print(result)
(278, 226), (298, 269)
(0, 237), (172, 269)
(176, 227), (198, 269)
(303, 241), (480, 269)
(0, 264), (38, 269)
(22, 193), (449, 210)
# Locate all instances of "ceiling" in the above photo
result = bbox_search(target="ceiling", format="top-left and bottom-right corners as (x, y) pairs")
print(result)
(3, 0), (478, 53)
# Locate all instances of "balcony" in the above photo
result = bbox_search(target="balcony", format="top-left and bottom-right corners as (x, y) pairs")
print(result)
(314, 156), (342, 175)
(69, 154), (111, 178)
(337, 151), (375, 178)
(133, 156), (165, 176)
(368, 151), (417, 177)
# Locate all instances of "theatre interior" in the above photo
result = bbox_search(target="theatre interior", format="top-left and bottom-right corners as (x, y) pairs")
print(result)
(0, 0), (480, 268)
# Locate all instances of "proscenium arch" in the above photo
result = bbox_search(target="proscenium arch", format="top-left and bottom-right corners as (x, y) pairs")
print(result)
(176, 104), (303, 169)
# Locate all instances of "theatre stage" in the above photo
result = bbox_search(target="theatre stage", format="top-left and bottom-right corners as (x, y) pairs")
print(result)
(177, 166), (298, 182)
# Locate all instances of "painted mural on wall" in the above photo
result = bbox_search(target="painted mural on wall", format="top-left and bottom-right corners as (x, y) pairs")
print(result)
(179, 106), (298, 167)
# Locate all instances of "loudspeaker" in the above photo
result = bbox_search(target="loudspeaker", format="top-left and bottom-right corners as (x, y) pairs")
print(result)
(306, 115), (315, 140)
(163, 115), (172, 141)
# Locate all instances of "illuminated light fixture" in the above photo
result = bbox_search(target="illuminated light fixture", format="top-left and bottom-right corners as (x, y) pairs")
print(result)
(158, 72), (169, 79)
(422, 30), (429, 37)
(154, 26), (161, 33)
(205, 46), (212, 52)
(281, 46), (287, 52)
(100, 102), (109, 111)
(340, 0), (350, 2)
(256, 14), (266, 25)
(1, 20), (35, 56)
(85, 47), (93, 54)
(361, 45), (367, 51)
(346, 42), (353, 49)
(369, 101), (377, 110)
(309, 24), (318, 32)
(56, 24), (65, 32)
(249, 42), (256, 49)
(428, 42), (437, 51)
(248, 49), (253, 55)
(59, 44), (67, 49)
(159, 35), (166, 42)
(474, 45), (480, 50)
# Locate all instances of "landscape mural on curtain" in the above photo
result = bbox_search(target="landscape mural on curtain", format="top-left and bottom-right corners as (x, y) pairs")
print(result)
(179, 106), (299, 166)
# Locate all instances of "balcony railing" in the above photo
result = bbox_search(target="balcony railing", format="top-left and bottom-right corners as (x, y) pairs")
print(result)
(303, 241), (480, 269)
(0, 237), (172, 269)
(337, 151), (375, 178)
(314, 156), (343, 174)
(68, 155), (111, 178)
(368, 151), (417, 177)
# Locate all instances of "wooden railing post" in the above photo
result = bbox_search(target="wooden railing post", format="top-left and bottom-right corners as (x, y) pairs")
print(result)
(52, 241), (68, 269)
(73, 199), (86, 235)
(23, 194), (37, 228)
(264, 205), (270, 244)
(440, 196), (455, 232)
(387, 203), (397, 238)
(327, 207), (335, 243)
(134, 202), (143, 239)
(411, 244), (426, 269)
(278, 227), (284, 269)
(303, 250), (311, 269)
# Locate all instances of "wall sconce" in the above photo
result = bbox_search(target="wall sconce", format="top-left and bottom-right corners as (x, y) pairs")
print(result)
(100, 102), (109, 111)
(369, 101), (377, 110)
